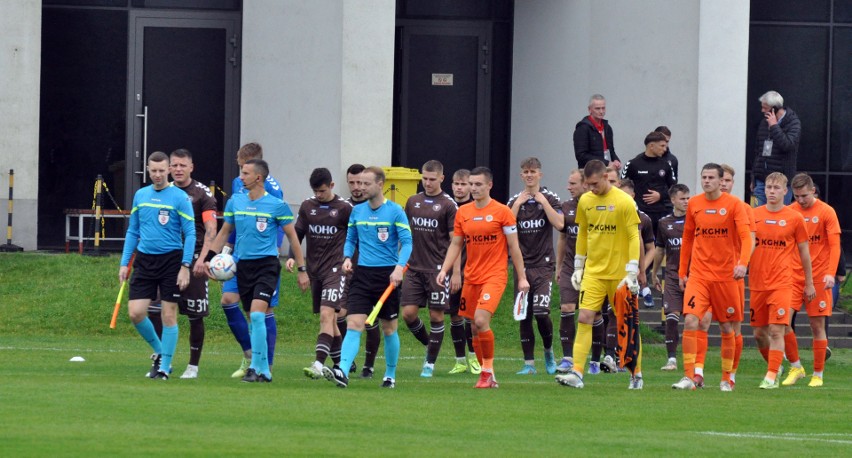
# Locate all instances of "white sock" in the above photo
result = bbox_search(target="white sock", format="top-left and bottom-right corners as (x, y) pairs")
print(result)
(641, 287), (652, 296)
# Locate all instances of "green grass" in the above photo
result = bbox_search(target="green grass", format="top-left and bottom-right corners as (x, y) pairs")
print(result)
(2, 252), (852, 456)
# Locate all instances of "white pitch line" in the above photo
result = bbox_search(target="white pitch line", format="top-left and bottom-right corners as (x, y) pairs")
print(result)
(697, 431), (852, 445)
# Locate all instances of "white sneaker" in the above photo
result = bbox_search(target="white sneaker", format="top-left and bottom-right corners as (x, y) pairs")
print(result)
(629, 376), (644, 390)
(303, 361), (324, 379)
(601, 355), (617, 373)
(672, 376), (696, 390)
(661, 358), (678, 371)
(720, 380), (733, 392)
(180, 365), (198, 379)
(555, 370), (585, 388)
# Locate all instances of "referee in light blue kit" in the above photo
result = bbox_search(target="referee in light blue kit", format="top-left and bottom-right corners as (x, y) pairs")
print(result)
(206, 158), (308, 383)
(325, 166), (412, 389)
(119, 151), (196, 380)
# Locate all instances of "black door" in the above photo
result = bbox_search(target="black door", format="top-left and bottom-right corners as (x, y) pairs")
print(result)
(396, 23), (491, 193)
(126, 12), (240, 207)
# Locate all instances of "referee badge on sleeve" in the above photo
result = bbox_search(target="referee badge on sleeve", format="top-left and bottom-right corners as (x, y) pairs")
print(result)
(377, 226), (389, 242)
(158, 209), (170, 225)
(256, 216), (268, 232)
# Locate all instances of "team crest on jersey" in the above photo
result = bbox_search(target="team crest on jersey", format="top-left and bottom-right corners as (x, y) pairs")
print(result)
(812, 216), (819, 223)
(777, 308), (786, 317)
(483, 293), (491, 301)
(330, 209), (338, 217)
(377, 226), (389, 242)
(608, 205), (615, 212)
(256, 217), (268, 232)
(779, 219), (787, 227)
(659, 169), (666, 177)
(433, 204), (441, 211)
(720, 208), (727, 216)
(158, 209), (170, 225)
(486, 215), (493, 222)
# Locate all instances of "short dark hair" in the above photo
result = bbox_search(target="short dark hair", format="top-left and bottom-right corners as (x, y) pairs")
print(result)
(668, 183), (690, 197)
(245, 158), (269, 180)
(583, 160), (607, 178)
(422, 160), (443, 174)
(149, 151), (169, 164)
(347, 163), (365, 176)
(644, 131), (668, 145)
(701, 163), (724, 179)
(170, 148), (192, 161)
(791, 173), (815, 190)
(470, 166), (493, 182)
(310, 167), (333, 189)
(654, 126), (672, 137)
(619, 178), (635, 192)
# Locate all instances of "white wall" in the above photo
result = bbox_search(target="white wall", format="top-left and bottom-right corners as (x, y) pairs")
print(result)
(511, 0), (749, 200)
(240, 0), (395, 204)
(0, 0), (40, 251)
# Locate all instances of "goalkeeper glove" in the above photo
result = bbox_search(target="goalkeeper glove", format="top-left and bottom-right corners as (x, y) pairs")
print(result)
(571, 255), (587, 290)
(619, 260), (640, 295)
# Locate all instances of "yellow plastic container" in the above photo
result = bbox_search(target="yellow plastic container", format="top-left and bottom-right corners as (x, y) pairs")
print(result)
(381, 167), (421, 206)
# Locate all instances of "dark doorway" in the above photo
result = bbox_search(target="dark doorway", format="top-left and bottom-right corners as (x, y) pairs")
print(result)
(126, 12), (241, 209)
(393, 0), (513, 200)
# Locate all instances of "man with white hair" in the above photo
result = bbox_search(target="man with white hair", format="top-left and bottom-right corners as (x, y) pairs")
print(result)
(750, 90), (801, 206)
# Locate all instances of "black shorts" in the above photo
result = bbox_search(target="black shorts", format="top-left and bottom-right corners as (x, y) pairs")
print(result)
(129, 250), (183, 303)
(236, 256), (281, 312)
(346, 265), (399, 321)
(557, 265), (579, 304)
(311, 270), (347, 313)
(663, 273), (684, 315)
(400, 270), (449, 310)
(446, 274), (464, 315)
(178, 253), (210, 317)
(515, 265), (554, 316)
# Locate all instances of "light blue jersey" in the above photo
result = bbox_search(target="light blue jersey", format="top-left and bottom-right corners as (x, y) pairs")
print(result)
(229, 175), (284, 246)
(121, 184), (195, 266)
(224, 192), (294, 260)
(344, 199), (412, 267)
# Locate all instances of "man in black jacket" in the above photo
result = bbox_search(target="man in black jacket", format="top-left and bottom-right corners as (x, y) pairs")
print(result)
(750, 90), (801, 206)
(574, 94), (621, 169)
(621, 131), (676, 231)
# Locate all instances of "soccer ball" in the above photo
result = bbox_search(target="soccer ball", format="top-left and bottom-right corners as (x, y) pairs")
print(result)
(209, 253), (236, 281)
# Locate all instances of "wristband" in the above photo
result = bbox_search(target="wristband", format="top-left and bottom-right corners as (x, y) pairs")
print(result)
(297, 265), (307, 272)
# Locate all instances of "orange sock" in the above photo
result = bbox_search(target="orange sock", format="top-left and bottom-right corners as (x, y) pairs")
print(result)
(732, 333), (743, 373)
(813, 339), (827, 374)
(695, 330), (708, 370)
(758, 346), (769, 362)
(472, 335), (483, 365)
(720, 332), (734, 381)
(766, 349), (783, 381)
(682, 330), (697, 379)
(479, 330), (495, 372)
(784, 331), (800, 363)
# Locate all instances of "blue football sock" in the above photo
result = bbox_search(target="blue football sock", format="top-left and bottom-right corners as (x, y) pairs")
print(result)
(338, 329), (362, 373)
(134, 317), (162, 354)
(222, 302), (251, 352)
(160, 324), (178, 373)
(249, 312), (269, 377)
(384, 331), (400, 380)
(265, 311), (277, 366)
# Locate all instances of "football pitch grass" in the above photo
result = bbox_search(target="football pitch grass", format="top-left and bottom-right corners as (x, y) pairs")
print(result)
(2, 253), (852, 455)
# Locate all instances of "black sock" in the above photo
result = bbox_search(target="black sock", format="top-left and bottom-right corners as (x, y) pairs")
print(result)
(337, 316), (348, 340)
(330, 334), (342, 365)
(148, 302), (163, 339)
(188, 316), (205, 366)
(364, 323), (380, 368)
(591, 318), (605, 362)
(535, 314), (554, 351)
(560, 311), (575, 358)
(464, 319), (474, 353)
(406, 317), (430, 346)
(450, 319), (466, 358)
(426, 320), (444, 364)
(605, 309), (618, 358)
(665, 313), (680, 359)
(520, 313), (536, 361)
